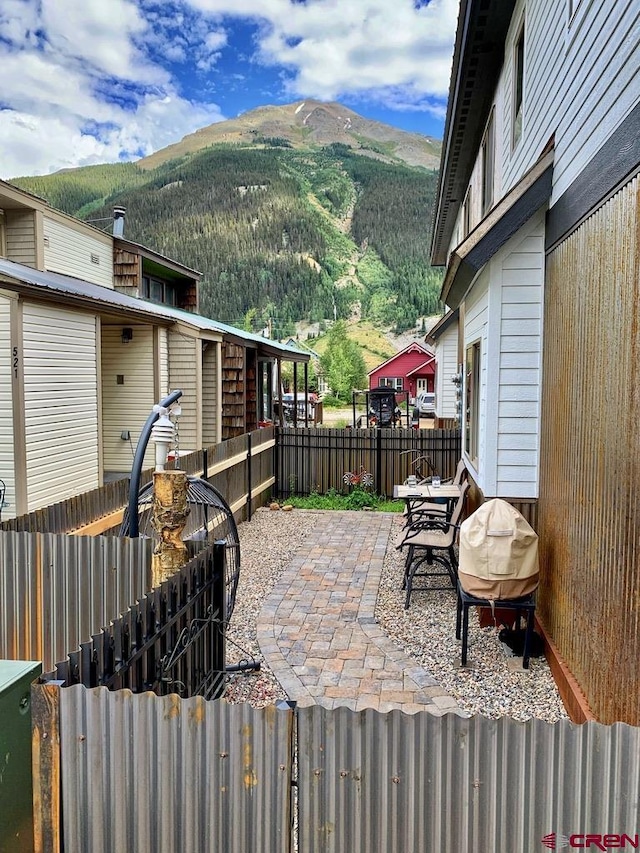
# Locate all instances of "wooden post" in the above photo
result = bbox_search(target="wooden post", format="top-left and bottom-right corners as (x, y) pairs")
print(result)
(151, 470), (190, 587)
(31, 681), (62, 853)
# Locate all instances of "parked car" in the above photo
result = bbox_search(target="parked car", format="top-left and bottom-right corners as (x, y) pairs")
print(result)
(415, 391), (435, 417)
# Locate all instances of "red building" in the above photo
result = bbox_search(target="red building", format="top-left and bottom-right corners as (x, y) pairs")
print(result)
(368, 342), (435, 401)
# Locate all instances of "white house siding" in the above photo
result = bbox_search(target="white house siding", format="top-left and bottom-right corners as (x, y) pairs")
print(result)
(435, 323), (459, 420)
(101, 325), (156, 473)
(495, 213), (544, 498)
(0, 295), (16, 518)
(5, 210), (37, 267)
(451, 0), (640, 251)
(22, 303), (99, 511)
(168, 327), (200, 452)
(500, 0), (640, 204)
(201, 339), (218, 447)
(43, 215), (114, 288)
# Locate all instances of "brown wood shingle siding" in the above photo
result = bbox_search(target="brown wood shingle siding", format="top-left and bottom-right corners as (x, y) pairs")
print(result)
(222, 342), (245, 440)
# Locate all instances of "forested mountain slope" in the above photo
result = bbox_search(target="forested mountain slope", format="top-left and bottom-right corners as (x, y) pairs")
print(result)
(12, 103), (443, 336)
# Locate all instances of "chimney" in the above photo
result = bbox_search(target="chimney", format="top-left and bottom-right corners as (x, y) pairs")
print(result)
(113, 205), (126, 237)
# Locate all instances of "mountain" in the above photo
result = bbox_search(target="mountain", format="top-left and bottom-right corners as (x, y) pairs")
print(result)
(138, 100), (441, 171)
(11, 102), (443, 336)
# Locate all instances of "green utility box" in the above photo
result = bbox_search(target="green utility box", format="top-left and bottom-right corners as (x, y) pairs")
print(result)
(0, 660), (42, 853)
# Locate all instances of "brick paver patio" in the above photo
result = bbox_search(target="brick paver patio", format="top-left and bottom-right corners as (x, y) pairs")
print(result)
(257, 510), (465, 715)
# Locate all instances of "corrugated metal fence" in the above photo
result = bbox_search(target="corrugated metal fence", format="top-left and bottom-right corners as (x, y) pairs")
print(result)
(34, 685), (640, 853)
(0, 530), (151, 671)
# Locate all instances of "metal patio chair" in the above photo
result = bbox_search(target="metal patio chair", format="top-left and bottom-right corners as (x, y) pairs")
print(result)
(396, 480), (470, 609)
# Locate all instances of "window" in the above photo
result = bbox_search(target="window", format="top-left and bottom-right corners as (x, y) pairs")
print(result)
(462, 186), (472, 237)
(464, 341), (481, 462)
(512, 22), (525, 149)
(379, 377), (402, 391)
(141, 275), (177, 307)
(481, 111), (495, 215)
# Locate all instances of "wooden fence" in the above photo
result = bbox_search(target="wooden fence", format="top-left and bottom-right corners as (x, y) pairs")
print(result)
(0, 427), (462, 534)
(275, 427), (462, 498)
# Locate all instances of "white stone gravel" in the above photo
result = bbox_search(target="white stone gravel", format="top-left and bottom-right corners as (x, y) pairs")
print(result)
(224, 508), (569, 722)
(223, 507), (319, 707)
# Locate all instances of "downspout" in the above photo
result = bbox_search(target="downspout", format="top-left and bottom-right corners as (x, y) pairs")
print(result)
(127, 388), (183, 538)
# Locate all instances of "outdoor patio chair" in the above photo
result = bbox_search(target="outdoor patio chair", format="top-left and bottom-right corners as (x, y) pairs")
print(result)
(396, 480), (469, 609)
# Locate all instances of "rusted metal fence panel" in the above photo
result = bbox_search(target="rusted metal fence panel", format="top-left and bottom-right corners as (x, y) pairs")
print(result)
(44, 694), (640, 853)
(55, 685), (294, 853)
(276, 427), (461, 498)
(539, 175), (640, 724)
(42, 543), (226, 700)
(297, 706), (640, 853)
(0, 531), (151, 671)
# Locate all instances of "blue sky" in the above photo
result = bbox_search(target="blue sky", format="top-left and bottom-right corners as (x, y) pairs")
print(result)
(0, 0), (458, 178)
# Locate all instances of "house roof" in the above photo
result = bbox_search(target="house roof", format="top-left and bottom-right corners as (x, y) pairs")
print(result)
(0, 258), (178, 325)
(430, 0), (517, 266)
(114, 237), (201, 281)
(440, 149), (554, 309)
(406, 356), (436, 378)
(425, 309), (459, 344)
(367, 341), (432, 376)
(0, 258), (309, 361)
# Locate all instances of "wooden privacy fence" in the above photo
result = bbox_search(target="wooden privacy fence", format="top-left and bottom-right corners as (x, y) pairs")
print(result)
(0, 426), (461, 533)
(276, 427), (462, 498)
(32, 687), (640, 853)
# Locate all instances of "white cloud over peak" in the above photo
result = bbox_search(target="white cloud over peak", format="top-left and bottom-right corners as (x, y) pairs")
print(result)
(0, 0), (225, 177)
(187, 0), (457, 109)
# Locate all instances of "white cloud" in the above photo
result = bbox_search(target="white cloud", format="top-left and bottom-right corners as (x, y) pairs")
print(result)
(186, 0), (457, 110)
(0, 0), (225, 177)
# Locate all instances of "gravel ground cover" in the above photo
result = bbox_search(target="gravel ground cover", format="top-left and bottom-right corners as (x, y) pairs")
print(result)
(224, 508), (568, 722)
(223, 508), (319, 706)
(376, 515), (568, 722)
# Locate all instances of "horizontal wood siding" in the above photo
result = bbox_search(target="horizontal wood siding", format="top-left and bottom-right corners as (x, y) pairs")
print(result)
(5, 210), (37, 267)
(22, 303), (99, 510)
(435, 323), (459, 419)
(0, 296), (15, 518)
(101, 325), (156, 472)
(452, 0), (639, 252)
(538, 175), (640, 725)
(500, 0), (639, 203)
(43, 215), (113, 287)
(202, 340), (218, 446)
(496, 215), (544, 497)
(168, 328), (199, 451)
(158, 327), (169, 396)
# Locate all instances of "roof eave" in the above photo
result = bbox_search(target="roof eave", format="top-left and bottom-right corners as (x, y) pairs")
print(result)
(440, 150), (554, 309)
(431, 0), (517, 266)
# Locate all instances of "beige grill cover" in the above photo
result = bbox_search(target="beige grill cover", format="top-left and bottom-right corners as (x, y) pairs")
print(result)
(458, 499), (539, 599)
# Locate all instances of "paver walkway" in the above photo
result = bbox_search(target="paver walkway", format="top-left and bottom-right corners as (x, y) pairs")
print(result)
(257, 511), (464, 715)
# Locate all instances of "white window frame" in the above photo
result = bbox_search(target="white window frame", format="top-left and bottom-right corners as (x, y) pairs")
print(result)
(465, 340), (481, 464)
(512, 19), (525, 150)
